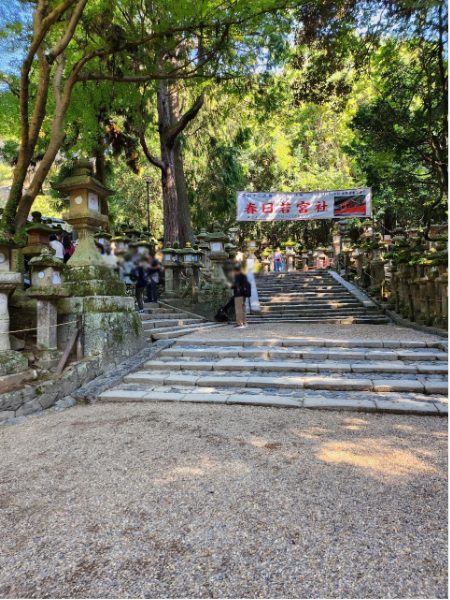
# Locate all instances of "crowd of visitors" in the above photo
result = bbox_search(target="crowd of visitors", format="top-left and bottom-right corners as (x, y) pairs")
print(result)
(39, 229), (254, 326)
(94, 240), (162, 312)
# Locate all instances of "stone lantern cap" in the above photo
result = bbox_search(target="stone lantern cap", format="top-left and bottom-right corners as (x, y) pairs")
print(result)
(225, 242), (237, 253)
(124, 226), (142, 238)
(196, 228), (209, 243)
(94, 227), (112, 241)
(207, 222), (228, 243)
(26, 221), (55, 234)
(29, 246), (65, 269)
(27, 247), (68, 298)
(53, 158), (112, 197)
(0, 232), (20, 249)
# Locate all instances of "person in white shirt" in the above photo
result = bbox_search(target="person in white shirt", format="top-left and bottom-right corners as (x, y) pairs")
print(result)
(49, 233), (64, 260)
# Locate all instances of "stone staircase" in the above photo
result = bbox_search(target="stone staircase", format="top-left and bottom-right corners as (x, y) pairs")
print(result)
(100, 335), (448, 414)
(140, 303), (224, 341)
(250, 270), (389, 324)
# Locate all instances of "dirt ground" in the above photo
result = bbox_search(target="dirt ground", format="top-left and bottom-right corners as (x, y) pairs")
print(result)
(0, 402), (447, 598)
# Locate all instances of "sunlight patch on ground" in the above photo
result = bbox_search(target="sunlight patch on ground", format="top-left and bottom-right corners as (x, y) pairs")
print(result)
(317, 439), (439, 479)
(153, 456), (250, 485)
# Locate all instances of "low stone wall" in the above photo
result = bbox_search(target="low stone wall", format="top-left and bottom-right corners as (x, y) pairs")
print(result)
(0, 339), (168, 422)
(388, 264), (447, 329)
(344, 250), (447, 330)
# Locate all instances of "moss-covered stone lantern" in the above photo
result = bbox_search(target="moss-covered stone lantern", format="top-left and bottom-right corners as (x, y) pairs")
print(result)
(0, 234), (25, 355)
(111, 235), (129, 255)
(53, 158), (109, 269)
(27, 247), (68, 350)
(207, 225), (229, 287)
(195, 228), (211, 270)
(285, 239), (296, 272)
(180, 242), (197, 265)
(161, 243), (182, 298)
(207, 225), (228, 258)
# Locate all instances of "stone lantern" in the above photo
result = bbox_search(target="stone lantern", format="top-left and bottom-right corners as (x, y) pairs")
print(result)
(0, 235), (26, 356)
(111, 235), (129, 256)
(205, 225), (230, 302)
(180, 242), (197, 265)
(208, 226), (228, 257)
(94, 227), (112, 248)
(180, 243), (202, 301)
(53, 158), (124, 296)
(285, 240), (296, 272)
(50, 160), (143, 361)
(129, 236), (151, 256)
(196, 229), (211, 270)
(161, 243), (182, 298)
(27, 247), (68, 350)
(332, 230), (341, 259)
(22, 217), (55, 264)
(227, 226), (239, 244)
(225, 242), (237, 260)
(261, 248), (271, 274)
(53, 158), (109, 269)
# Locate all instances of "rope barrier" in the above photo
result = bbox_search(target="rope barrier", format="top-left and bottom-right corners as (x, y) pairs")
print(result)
(2, 319), (80, 336)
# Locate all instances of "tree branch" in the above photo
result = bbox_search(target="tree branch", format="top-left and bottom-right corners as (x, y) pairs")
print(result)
(47, 0), (89, 63)
(139, 131), (165, 171)
(166, 92), (205, 144)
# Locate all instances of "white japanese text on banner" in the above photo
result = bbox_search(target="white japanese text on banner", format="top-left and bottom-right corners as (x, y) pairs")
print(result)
(236, 188), (372, 221)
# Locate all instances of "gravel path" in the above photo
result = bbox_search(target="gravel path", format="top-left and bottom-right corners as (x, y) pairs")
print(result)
(185, 322), (444, 342)
(0, 403), (447, 598)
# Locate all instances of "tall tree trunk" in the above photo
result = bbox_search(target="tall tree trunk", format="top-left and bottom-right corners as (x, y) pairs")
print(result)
(157, 83), (180, 245)
(169, 87), (193, 244)
(154, 82), (202, 245)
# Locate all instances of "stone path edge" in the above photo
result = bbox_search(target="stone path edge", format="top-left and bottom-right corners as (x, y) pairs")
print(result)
(99, 389), (447, 416)
(73, 340), (175, 403)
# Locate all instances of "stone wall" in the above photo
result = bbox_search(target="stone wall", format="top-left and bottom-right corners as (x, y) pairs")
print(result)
(340, 229), (448, 331)
(388, 263), (447, 329)
(0, 335), (159, 421)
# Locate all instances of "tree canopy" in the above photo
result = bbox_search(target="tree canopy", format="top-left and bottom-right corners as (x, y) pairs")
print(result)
(0, 0), (446, 243)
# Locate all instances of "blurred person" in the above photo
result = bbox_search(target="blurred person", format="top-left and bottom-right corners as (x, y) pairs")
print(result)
(147, 255), (161, 303)
(49, 233), (64, 260)
(232, 264), (251, 328)
(131, 257), (150, 312)
(62, 234), (75, 263)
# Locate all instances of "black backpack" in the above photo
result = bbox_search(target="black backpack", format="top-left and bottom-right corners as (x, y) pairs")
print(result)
(243, 280), (252, 298)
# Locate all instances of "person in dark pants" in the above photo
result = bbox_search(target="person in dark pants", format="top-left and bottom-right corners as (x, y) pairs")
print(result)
(232, 264), (250, 328)
(147, 256), (161, 303)
(131, 258), (150, 313)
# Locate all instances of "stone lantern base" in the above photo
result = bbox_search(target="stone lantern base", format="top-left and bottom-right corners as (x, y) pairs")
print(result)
(65, 264), (126, 296)
(57, 295), (144, 361)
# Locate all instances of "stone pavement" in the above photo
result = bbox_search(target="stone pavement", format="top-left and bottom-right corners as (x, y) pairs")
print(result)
(99, 322), (448, 415)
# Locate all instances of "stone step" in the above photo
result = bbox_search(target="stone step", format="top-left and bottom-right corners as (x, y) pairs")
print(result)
(98, 386), (445, 414)
(257, 285), (343, 290)
(159, 346), (448, 363)
(141, 311), (194, 320)
(150, 322), (225, 340)
(142, 318), (205, 330)
(246, 317), (390, 324)
(178, 337), (446, 349)
(258, 295), (356, 302)
(258, 297), (357, 302)
(143, 356), (447, 374)
(259, 306), (368, 313)
(125, 368), (448, 395)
